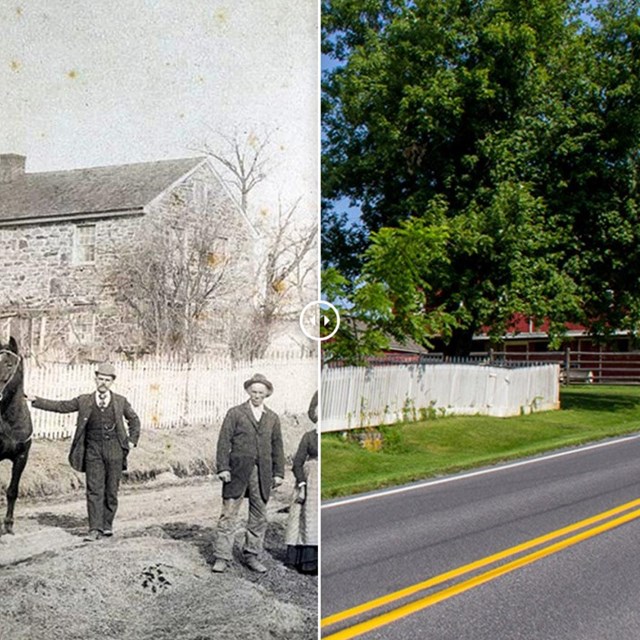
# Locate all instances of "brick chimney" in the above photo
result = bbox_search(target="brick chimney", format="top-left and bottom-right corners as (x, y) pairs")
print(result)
(0, 154), (26, 182)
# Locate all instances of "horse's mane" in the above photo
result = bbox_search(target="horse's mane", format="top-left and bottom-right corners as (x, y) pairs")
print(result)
(0, 344), (24, 400)
(0, 340), (31, 438)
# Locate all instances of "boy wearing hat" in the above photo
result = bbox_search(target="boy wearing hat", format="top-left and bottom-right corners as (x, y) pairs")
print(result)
(212, 373), (285, 573)
(29, 363), (140, 541)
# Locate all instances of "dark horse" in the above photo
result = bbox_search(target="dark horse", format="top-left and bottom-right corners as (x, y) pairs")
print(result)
(0, 337), (32, 534)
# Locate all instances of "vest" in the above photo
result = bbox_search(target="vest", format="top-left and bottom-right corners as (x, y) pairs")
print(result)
(85, 398), (117, 441)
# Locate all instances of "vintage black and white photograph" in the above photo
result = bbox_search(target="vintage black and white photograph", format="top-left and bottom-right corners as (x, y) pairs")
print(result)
(0, 2), (319, 638)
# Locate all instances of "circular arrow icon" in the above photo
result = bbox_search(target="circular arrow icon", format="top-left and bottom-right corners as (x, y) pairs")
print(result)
(299, 300), (340, 341)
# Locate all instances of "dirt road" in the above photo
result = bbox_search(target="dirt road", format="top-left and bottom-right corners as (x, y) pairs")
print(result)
(0, 475), (317, 640)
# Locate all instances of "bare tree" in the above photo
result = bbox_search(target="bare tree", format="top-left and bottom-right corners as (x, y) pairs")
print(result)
(200, 126), (318, 360)
(108, 194), (244, 360)
(259, 197), (318, 321)
(234, 198), (317, 360)
(201, 126), (273, 216)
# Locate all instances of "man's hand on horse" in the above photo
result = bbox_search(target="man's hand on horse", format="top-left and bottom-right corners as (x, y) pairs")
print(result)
(272, 476), (284, 488)
(217, 471), (231, 483)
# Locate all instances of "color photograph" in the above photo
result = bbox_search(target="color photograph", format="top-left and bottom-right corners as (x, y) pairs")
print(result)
(321, 1), (640, 638)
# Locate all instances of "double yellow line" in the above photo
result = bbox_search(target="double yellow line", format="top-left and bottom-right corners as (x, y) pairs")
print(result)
(321, 497), (640, 639)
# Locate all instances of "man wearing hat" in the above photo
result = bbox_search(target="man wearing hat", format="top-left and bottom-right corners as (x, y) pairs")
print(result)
(29, 363), (140, 541)
(212, 373), (285, 573)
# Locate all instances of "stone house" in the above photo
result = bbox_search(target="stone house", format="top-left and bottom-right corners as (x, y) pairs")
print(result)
(0, 153), (257, 360)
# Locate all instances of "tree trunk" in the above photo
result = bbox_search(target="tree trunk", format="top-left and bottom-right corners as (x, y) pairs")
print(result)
(441, 327), (476, 358)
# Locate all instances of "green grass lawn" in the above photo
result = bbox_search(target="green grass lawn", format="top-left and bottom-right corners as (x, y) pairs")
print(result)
(321, 385), (640, 499)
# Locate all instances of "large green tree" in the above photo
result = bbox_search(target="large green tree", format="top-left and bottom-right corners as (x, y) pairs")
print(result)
(538, 0), (640, 339)
(322, 0), (640, 357)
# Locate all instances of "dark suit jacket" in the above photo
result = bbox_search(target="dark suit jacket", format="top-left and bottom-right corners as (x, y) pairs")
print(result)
(33, 392), (140, 472)
(216, 400), (285, 502)
(292, 430), (318, 485)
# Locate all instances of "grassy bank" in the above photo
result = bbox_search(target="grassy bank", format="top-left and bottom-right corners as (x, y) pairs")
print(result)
(321, 386), (640, 499)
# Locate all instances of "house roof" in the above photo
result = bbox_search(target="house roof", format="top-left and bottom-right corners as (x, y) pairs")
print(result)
(475, 314), (589, 341)
(0, 156), (207, 224)
(343, 317), (430, 355)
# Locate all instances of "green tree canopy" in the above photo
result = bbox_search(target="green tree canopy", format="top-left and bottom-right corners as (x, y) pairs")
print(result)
(322, 0), (640, 357)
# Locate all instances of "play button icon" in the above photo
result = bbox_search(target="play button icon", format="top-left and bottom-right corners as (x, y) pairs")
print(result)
(299, 300), (340, 341)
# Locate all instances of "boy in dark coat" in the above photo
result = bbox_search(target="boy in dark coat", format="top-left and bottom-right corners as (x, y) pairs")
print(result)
(29, 363), (140, 541)
(212, 373), (285, 573)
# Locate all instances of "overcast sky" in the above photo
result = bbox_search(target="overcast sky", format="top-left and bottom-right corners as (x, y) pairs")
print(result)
(1, 0), (318, 217)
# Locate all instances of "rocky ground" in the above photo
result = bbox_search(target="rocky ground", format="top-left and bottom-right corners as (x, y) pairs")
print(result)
(0, 475), (317, 640)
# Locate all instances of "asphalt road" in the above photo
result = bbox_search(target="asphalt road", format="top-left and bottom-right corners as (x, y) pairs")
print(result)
(321, 434), (640, 639)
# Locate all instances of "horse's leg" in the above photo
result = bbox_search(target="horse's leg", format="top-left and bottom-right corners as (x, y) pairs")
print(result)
(5, 441), (31, 534)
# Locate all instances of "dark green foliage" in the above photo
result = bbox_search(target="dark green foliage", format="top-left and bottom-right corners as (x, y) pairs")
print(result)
(379, 424), (408, 453)
(323, 0), (640, 358)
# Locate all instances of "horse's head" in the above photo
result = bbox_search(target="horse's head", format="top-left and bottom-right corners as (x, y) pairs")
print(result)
(0, 337), (22, 400)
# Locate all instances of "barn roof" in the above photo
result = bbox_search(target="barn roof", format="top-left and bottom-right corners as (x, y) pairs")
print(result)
(0, 156), (206, 224)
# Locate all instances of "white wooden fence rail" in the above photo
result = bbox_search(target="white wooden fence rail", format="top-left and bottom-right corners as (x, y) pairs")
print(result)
(25, 357), (318, 439)
(320, 363), (560, 432)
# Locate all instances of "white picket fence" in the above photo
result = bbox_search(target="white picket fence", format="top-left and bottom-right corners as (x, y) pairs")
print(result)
(320, 363), (560, 432)
(25, 356), (318, 439)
